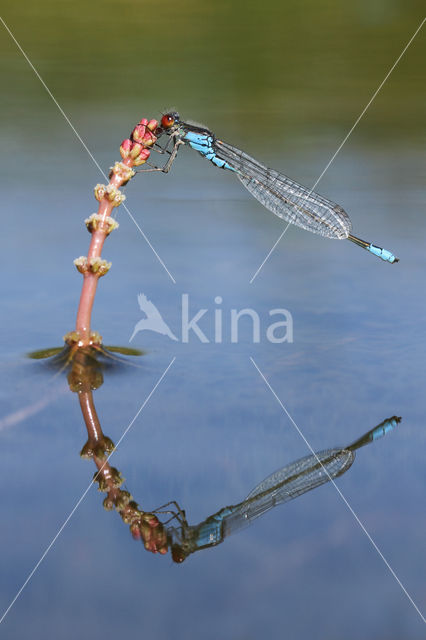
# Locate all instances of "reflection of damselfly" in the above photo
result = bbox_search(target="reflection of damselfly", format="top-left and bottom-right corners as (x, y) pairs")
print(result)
(162, 416), (400, 562)
(149, 113), (398, 263)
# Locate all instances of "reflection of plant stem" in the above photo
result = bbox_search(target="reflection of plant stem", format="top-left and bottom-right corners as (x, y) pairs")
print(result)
(66, 118), (159, 349)
(70, 347), (168, 554)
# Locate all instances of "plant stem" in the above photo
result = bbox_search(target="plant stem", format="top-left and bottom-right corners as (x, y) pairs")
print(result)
(68, 119), (158, 348)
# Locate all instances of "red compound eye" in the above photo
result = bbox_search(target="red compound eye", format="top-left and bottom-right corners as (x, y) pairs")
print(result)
(161, 114), (175, 129)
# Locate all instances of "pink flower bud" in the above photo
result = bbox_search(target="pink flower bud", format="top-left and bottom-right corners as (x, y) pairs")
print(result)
(142, 131), (156, 147)
(138, 118), (148, 126)
(133, 147), (151, 166)
(147, 119), (158, 131)
(130, 142), (143, 159)
(120, 138), (132, 158)
(132, 124), (146, 143)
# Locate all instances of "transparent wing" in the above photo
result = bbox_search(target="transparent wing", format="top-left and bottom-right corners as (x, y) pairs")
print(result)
(214, 139), (352, 239)
(223, 448), (355, 535)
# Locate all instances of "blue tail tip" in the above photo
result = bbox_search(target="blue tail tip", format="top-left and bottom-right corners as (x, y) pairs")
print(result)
(372, 415), (401, 440)
(369, 244), (399, 263)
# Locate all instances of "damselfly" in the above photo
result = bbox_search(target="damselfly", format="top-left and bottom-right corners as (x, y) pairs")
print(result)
(152, 113), (398, 264)
(166, 416), (400, 562)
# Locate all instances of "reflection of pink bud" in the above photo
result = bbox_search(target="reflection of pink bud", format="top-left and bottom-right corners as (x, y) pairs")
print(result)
(130, 523), (142, 540)
(156, 528), (167, 548)
(140, 520), (151, 538)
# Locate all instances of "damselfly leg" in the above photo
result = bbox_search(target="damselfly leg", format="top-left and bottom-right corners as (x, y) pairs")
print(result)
(151, 500), (188, 526)
(135, 136), (184, 173)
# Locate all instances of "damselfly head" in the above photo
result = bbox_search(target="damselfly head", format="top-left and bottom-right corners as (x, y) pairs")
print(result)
(161, 112), (180, 130)
(171, 543), (188, 563)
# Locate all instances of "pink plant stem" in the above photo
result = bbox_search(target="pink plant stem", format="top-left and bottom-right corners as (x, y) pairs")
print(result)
(73, 115), (158, 347)
(75, 277), (98, 345)
(75, 157), (134, 345)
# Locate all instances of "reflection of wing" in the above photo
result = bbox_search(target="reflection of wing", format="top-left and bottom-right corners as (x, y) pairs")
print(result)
(137, 294), (162, 320)
(168, 417), (400, 562)
(241, 448), (354, 522)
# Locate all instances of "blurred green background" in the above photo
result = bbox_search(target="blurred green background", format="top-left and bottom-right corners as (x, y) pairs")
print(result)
(1, 0), (425, 147)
